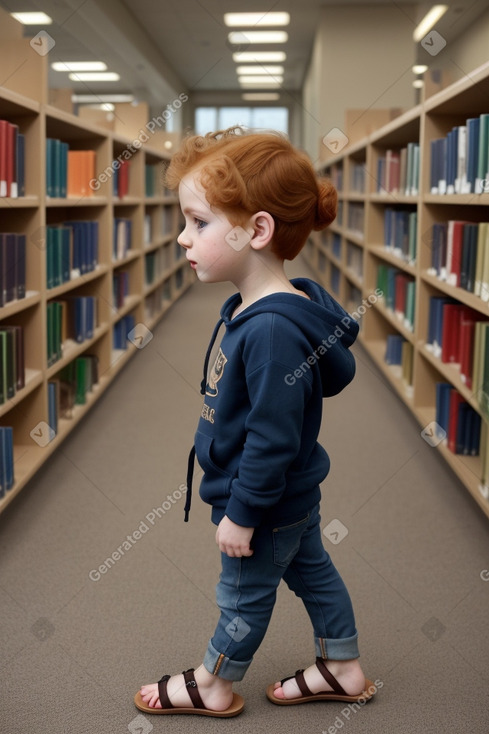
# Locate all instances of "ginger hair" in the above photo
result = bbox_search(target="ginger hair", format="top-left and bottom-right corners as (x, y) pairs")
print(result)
(165, 127), (337, 260)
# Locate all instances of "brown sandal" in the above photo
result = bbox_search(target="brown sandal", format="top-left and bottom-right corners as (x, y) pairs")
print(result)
(134, 668), (244, 717)
(266, 657), (376, 705)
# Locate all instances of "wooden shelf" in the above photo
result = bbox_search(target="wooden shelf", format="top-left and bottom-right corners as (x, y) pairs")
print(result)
(0, 72), (191, 514)
(309, 60), (489, 520)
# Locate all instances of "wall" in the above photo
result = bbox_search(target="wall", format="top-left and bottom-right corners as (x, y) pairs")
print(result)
(302, 4), (416, 163)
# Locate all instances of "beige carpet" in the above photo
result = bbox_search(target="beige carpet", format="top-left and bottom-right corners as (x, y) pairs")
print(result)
(1, 256), (489, 733)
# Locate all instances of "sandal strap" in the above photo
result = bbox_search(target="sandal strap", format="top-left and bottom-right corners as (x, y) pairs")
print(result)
(315, 657), (348, 696)
(157, 674), (173, 709)
(294, 669), (314, 697)
(280, 668), (313, 697)
(183, 668), (206, 710)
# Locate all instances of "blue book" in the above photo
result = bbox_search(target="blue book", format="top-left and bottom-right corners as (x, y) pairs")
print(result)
(435, 382), (452, 435)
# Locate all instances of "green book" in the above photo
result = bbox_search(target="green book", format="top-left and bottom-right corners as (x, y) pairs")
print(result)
(75, 357), (87, 405)
(408, 211), (417, 263)
(405, 281), (416, 331)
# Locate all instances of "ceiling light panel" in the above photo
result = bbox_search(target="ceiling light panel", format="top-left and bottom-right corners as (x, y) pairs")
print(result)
(52, 62), (108, 72)
(228, 31), (288, 44)
(10, 12), (52, 24)
(224, 12), (290, 27)
(236, 66), (284, 75)
(233, 52), (286, 62)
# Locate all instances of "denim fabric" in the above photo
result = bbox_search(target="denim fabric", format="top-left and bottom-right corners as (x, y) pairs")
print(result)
(203, 503), (359, 681)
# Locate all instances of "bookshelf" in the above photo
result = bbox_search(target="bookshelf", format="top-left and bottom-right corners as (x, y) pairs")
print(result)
(0, 47), (193, 514)
(305, 61), (489, 520)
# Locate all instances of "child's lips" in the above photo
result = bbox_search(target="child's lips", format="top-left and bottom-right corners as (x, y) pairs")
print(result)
(187, 258), (197, 269)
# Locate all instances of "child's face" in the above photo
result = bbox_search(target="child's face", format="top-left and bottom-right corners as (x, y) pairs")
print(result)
(177, 172), (251, 283)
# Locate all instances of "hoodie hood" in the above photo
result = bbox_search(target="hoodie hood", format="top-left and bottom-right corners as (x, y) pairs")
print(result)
(213, 277), (359, 398)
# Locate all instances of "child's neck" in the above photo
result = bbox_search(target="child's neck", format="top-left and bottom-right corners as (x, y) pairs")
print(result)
(231, 252), (309, 318)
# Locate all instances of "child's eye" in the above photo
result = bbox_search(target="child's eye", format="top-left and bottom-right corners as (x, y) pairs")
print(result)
(195, 218), (207, 230)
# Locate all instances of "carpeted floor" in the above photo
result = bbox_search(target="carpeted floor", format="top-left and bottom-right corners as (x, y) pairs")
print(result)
(1, 257), (489, 733)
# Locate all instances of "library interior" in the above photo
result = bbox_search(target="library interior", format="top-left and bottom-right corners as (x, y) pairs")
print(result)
(1, 1), (489, 732)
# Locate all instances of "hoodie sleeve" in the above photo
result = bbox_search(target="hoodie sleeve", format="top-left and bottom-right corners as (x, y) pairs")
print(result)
(224, 314), (315, 527)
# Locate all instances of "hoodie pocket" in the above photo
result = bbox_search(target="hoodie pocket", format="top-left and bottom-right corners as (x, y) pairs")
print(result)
(194, 431), (233, 500)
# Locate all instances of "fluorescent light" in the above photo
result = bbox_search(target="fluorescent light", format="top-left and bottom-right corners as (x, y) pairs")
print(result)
(52, 61), (108, 72)
(242, 93), (280, 101)
(240, 82), (282, 89)
(233, 51), (286, 62)
(11, 11), (52, 24)
(412, 64), (428, 74)
(83, 103), (115, 111)
(224, 12), (290, 27)
(228, 31), (288, 44)
(72, 94), (135, 103)
(239, 76), (283, 84)
(413, 5), (448, 42)
(236, 66), (284, 75)
(68, 72), (120, 81)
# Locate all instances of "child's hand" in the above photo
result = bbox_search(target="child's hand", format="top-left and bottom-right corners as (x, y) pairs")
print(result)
(216, 515), (254, 558)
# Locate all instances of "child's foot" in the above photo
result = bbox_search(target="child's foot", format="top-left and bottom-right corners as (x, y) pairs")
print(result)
(272, 658), (367, 700)
(138, 664), (234, 712)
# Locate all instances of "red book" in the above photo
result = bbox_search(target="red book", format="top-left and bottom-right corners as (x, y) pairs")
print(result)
(0, 119), (9, 197)
(448, 221), (466, 287)
(118, 159), (130, 197)
(385, 150), (400, 193)
(447, 390), (464, 453)
(395, 274), (408, 317)
(441, 303), (462, 363)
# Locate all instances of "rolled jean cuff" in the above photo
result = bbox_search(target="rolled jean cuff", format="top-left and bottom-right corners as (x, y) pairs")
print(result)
(315, 631), (359, 660)
(203, 640), (252, 681)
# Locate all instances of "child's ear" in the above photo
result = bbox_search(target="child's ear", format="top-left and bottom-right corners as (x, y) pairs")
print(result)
(248, 211), (275, 251)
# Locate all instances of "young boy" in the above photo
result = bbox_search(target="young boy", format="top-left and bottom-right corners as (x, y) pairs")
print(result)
(134, 127), (376, 717)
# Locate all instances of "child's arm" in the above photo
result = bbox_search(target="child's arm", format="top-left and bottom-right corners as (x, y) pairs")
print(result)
(215, 515), (254, 557)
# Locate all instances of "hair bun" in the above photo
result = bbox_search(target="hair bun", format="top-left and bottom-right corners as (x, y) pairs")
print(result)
(314, 178), (337, 230)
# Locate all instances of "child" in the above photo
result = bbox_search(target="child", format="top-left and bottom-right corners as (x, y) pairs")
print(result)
(134, 127), (376, 717)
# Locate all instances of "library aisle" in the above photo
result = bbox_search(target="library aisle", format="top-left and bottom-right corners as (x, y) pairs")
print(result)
(1, 256), (489, 733)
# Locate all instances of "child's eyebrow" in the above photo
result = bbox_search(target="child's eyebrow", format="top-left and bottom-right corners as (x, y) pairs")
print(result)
(182, 206), (208, 217)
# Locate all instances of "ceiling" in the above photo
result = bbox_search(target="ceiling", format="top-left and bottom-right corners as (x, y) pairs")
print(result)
(2, 0), (489, 109)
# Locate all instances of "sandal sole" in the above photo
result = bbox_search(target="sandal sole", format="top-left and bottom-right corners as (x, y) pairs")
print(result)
(134, 691), (244, 717)
(266, 678), (376, 705)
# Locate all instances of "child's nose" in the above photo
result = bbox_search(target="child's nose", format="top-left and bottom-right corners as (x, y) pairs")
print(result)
(177, 226), (191, 248)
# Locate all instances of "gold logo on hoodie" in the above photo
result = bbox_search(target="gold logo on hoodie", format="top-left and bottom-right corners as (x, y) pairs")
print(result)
(206, 347), (228, 397)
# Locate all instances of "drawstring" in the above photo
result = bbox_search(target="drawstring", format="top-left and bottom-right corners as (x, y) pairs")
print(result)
(184, 316), (224, 522)
(183, 445), (196, 522)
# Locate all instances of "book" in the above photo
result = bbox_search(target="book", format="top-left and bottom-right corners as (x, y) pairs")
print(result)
(0, 122), (24, 197)
(67, 150), (96, 197)
(0, 426), (14, 497)
(385, 334), (405, 365)
(0, 233), (26, 306)
(48, 380), (60, 436)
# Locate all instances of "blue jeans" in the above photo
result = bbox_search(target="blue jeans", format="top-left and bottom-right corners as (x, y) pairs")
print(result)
(203, 503), (359, 681)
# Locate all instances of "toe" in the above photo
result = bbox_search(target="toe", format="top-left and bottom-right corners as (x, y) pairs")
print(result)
(273, 685), (286, 699)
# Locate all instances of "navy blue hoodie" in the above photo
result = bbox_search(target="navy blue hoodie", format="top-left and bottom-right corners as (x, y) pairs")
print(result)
(186, 277), (359, 527)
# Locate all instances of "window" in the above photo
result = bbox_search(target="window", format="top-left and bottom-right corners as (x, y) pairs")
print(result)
(195, 106), (288, 136)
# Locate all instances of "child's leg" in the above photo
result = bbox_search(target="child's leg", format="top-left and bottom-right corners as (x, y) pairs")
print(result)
(138, 513), (311, 709)
(203, 512), (311, 679)
(273, 503), (367, 699)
